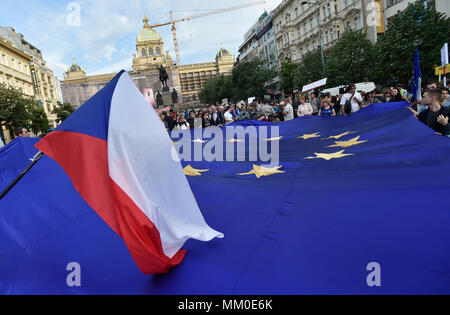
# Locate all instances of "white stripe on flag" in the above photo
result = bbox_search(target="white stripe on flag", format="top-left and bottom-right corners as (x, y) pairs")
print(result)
(107, 73), (223, 258)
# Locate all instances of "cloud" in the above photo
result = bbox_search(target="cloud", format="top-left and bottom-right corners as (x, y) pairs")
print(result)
(1, 0), (283, 77)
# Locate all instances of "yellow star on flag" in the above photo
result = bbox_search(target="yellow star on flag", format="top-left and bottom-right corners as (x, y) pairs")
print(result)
(183, 165), (210, 176)
(238, 165), (285, 178)
(305, 150), (354, 161)
(229, 138), (244, 143)
(264, 136), (283, 141)
(328, 136), (368, 148)
(322, 131), (356, 140)
(192, 138), (207, 143)
(297, 132), (320, 140)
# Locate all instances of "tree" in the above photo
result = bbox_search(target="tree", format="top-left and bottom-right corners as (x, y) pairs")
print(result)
(326, 30), (377, 87)
(0, 83), (32, 136)
(280, 57), (299, 98)
(199, 58), (276, 105)
(375, 0), (450, 86)
(29, 105), (50, 135)
(294, 50), (324, 90)
(52, 102), (75, 124)
(232, 58), (277, 100)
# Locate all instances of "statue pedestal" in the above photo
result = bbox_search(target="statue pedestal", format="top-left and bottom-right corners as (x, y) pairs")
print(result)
(162, 90), (174, 108)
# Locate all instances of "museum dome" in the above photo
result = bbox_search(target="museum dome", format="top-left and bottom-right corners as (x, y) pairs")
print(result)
(138, 15), (161, 42)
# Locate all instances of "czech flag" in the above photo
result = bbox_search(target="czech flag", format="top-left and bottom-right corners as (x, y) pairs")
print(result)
(35, 71), (223, 275)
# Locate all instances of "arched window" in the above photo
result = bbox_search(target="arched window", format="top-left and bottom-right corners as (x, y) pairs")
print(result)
(354, 17), (360, 29)
(346, 20), (352, 29)
(156, 47), (161, 55)
(149, 47), (154, 56)
(141, 48), (147, 57)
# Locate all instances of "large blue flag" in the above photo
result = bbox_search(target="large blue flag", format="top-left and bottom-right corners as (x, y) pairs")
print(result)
(1, 101), (450, 294)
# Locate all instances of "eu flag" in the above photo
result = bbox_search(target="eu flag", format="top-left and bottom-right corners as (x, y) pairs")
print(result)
(1, 99), (450, 294)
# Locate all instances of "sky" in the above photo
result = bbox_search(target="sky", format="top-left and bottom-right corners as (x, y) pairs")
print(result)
(0, 0), (282, 78)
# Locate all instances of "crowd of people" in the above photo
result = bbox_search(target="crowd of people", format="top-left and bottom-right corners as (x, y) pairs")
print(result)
(159, 81), (450, 137)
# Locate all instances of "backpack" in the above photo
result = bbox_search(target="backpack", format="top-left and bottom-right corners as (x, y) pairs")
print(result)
(344, 92), (355, 115)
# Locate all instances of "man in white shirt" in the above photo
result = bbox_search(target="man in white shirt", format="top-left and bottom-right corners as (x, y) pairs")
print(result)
(340, 84), (362, 115)
(283, 100), (294, 121)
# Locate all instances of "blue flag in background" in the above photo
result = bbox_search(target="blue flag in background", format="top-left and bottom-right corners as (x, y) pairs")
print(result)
(410, 49), (422, 101)
(1, 102), (450, 294)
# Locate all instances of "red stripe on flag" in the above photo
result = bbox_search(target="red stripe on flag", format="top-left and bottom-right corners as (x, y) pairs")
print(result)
(36, 131), (186, 274)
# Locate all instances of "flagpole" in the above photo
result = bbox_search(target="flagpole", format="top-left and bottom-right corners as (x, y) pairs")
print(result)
(0, 151), (44, 200)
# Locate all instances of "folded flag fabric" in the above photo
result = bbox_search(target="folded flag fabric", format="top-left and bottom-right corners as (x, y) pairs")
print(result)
(1, 93), (450, 293)
(35, 71), (223, 275)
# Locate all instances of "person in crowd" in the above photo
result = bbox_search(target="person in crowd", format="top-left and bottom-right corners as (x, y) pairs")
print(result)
(318, 99), (336, 116)
(15, 127), (30, 138)
(361, 92), (381, 108)
(261, 101), (275, 117)
(309, 93), (320, 115)
(409, 89), (450, 136)
(390, 87), (404, 102)
(210, 105), (225, 126)
(201, 111), (211, 128)
(427, 81), (441, 90)
(174, 115), (190, 130)
(383, 90), (392, 102)
(248, 103), (259, 120)
(441, 88), (450, 107)
(373, 89), (387, 103)
(160, 113), (169, 131)
(274, 102), (285, 121)
(396, 84), (408, 100)
(231, 105), (240, 120)
(283, 99), (295, 121)
(297, 96), (314, 117)
(224, 106), (235, 125)
(292, 95), (300, 118)
(341, 84), (362, 116)
(239, 105), (250, 120)
(187, 110), (196, 129)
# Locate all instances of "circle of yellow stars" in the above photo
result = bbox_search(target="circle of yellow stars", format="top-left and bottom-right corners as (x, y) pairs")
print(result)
(180, 130), (367, 178)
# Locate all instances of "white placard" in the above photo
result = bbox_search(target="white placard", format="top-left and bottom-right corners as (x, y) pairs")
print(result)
(302, 78), (328, 93)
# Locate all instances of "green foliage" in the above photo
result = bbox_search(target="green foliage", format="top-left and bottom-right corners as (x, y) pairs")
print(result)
(29, 106), (50, 135)
(325, 30), (377, 87)
(52, 102), (75, 124)
(199, 58), (277, 105)
(280, 57), (299, 96)
(0, 83), (51, 136)
(375, 0), (450, 86)
(294, 50), (324, 89)
(232, 58), (277, 100)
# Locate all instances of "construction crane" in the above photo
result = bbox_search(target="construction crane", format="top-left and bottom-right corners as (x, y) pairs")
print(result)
(150, 1), (266, 65)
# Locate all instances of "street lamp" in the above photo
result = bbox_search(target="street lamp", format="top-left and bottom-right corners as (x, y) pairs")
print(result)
(301, 1), (325, 74)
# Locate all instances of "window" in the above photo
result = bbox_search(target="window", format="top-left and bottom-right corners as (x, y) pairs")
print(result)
(156, 47), (161, 55)
(355, 17), (360, 29)
(345, 0), (349, 7)
(149, 47), (154, 56)
(295, 7), (298, 17)
(141, 48), (147, 57)
(328, 4), (332, 16)
(346, 20), (352, 29)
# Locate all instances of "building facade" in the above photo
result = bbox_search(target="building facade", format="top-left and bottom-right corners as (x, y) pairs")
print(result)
(238, 11), (280, 92)
(61, 16), (234, 109)
(383, 0), (450, 26)
(0, 26), (59, 128)
(272, 0), (382, 64)
(178, 46), (234, 107)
